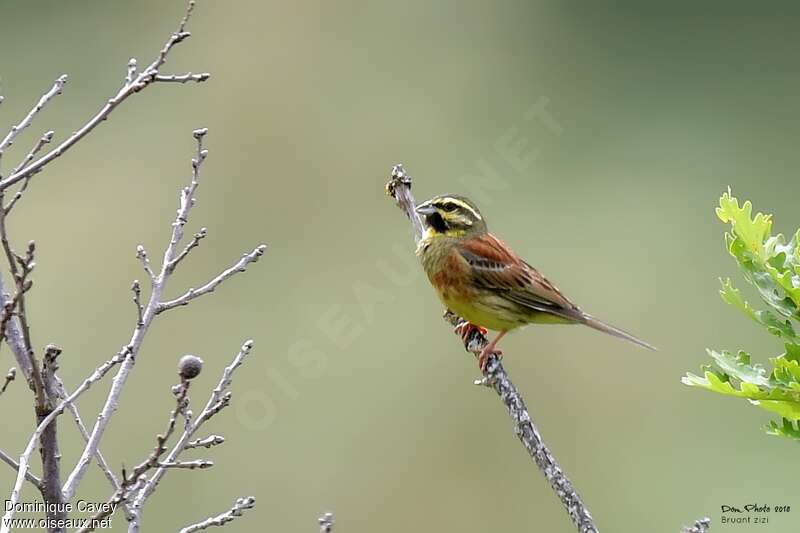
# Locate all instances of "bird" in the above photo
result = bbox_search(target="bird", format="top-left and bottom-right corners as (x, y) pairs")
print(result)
(414, 194), (655, 371)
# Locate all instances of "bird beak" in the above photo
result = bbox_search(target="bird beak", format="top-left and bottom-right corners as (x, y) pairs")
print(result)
(415, 202), (436, 216)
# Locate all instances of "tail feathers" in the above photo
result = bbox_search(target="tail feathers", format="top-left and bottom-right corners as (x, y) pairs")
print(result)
(582, 314), (656, 351)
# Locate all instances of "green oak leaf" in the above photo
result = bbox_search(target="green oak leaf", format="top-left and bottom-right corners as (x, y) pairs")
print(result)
(766, 418), (800, 441)
(685, 191), (800, 440)
(719, 278), (797, 340)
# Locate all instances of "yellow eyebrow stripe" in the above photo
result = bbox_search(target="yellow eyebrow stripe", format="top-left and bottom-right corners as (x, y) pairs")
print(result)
(437, 198), (482, 220)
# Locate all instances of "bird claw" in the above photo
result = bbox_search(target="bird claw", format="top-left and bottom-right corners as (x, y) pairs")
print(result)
(478, 348), (502, 373)
(454, 322), (488, 346)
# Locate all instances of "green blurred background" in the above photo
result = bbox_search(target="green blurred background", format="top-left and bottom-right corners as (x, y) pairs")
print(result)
(2, 1), (800, 531)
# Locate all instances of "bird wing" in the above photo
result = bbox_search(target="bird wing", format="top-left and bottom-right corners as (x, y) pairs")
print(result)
(457, 233), (584, 322)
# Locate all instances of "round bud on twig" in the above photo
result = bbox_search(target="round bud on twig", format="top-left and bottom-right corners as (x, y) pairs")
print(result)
(178, 354), (203, 380)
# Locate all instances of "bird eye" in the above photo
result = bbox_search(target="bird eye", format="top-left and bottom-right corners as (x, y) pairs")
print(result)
(440, 202), (457, 212)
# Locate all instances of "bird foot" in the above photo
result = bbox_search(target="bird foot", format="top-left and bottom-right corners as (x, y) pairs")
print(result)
(454, 322), (487, 347)
(478, 347), (502, 373)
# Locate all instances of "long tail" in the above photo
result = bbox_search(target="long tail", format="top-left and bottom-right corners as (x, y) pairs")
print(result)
(581, 314), (656, 351)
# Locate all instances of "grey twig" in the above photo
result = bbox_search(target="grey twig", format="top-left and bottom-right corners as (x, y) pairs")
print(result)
(39, 345), (67, 528)
(157, 459), (213, 470)
(125, 58), (138, 85)
(154, 73), (211, 84)
(0, 367), (14, 395)
(177, 496), (256, 533)
(0, 448), (41, 490)
(78, 378), (193, 531)
(384, 164), (425, 244)
(131, 280), (144, 326)
(168, 227), (207, 274)
(0, 225), (44, 409)
(52, 374), (121, 493)
(136, 246), (156, 282)
(6, 131), (54, 211)
(682, 518), (711, 533)
(385, 164), (598, 533)
(157, 244), (267, 313)
(129, 341), (255, 525)
(319, 512), (335, 533)
(0, 347), (125, 532)
(0, 76), (66, 162)
(0, 0), (208, 192)
(185, 435), (224, 449)
(0, 275), (32, 382)
(61, 128), (265, 502)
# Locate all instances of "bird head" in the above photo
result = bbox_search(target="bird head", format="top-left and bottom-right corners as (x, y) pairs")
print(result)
(415, 194), (487, 238)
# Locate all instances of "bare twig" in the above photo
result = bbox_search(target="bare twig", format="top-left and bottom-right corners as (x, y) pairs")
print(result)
(154, 72), (210, 84)
(319, 512), (335, 533)
(136, 246), (156, 282)
(177, 496), (256, 533)
(157, 459), (213, 469)
(125, 58), (138, 85)
(61, 129), (265, 502)
(384, 163), (425, 244)
(168, 227), (207, 274)
(52, 374), (121, 493)
(0, 347), (124, 532)
(0, 275), (32, 381)
(682, 518), (711, 533)
(39, 344), (67, 528)
(157, 244), (267, 313)
(0, 76), (66, 163)
(0, 367), (15, 395)
(0, 448), (42, 490)
(76, 378), (193, 531)
(0, 0), (208, 192)
(185, 435), (224, 449)
(6, 131), (54, 211)
(0, 223), (44, 409)
(130, 341), (254, 519)
(385, 164), (598, 533)
(131, 280), (144, 326)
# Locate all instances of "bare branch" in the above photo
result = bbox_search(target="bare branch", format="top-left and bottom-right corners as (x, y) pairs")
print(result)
(131, 280), (144, 326)
(75, 475), (146, 533)
(157, 244), (267, 313)
(177, 496), (256, 533)
(0, 448), (41, 490)
(185, 435), (224, 449)
(7, 130), (55, 180)
(157, 459), (213, 470)
(682, 518), (711, 533)
(384, 163), (425, 244)
(0, 76), (66, 162)
(136, 246), (156, 281)
(168, 227), (207, 274)
(62, 128), (206, 499)
(0, 223), (46, 410)
(319, 512), (335, 533)
(61, 129), (266, 502)
(0, 347), (124, 532)
(0, 275), (33, 387)
(0, 0), (207, 192)
(154, 72), (210, 84)
(39, 344), (67, 526)
(52, 374), (121, 493)
(130, 341), (254, 515)
(385, 165), (598, 533)
(76, 378), (193, 530)
(125, 58), (138, 85)
(0, 367), (14, 395)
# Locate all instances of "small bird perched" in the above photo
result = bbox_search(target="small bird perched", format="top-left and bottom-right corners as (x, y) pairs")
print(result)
(415, 194), (655, 371)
